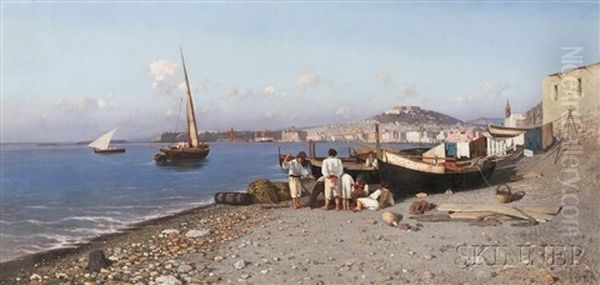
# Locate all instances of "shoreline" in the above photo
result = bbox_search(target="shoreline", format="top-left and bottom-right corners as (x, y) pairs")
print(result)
(0, 200), (218, 264)
(0, 202), (270, 284)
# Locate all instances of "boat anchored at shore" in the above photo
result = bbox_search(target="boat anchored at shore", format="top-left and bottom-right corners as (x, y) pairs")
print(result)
(88, 128), (126, 154)
(154, 48), (210, 164)
(378, 148), (496, 195)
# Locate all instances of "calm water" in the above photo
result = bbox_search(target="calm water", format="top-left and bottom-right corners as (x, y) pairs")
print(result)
(0, 142), (411, 262)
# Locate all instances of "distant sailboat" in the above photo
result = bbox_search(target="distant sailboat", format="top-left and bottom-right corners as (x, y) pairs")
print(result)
(154, 48), (210, 163)
(88, 128), (126, 154)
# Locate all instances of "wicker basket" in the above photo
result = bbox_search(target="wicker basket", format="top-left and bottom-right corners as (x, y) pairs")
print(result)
(495, 184), (512, 204)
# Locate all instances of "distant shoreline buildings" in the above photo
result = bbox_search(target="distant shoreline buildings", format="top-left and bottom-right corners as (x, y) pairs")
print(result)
(153, 62), (599, 146)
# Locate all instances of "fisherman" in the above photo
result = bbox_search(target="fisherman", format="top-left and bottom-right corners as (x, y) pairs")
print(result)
(364, 151), (378, 169)
(352, 184), (394, 212)
(340, 173), (354, 211)
(351, 176), (369, 208)
(282, 151), (314, 209)
(321, 148), (344, 211)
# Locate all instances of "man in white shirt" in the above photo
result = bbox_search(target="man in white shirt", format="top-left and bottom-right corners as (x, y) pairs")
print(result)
(353, 185), (395, 212)
(282, 151), (314, 209)
(364, 151), (378, 169)
(321, 148), (344, 211)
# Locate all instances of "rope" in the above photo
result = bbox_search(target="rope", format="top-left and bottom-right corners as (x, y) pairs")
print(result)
(476, 164), (493, 188)
(174, 97), (184, 133)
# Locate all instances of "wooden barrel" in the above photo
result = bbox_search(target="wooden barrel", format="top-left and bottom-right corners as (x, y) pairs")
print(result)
(214, 192), (254, 206)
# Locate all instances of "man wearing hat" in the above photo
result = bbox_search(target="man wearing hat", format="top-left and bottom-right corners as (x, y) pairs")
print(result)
(282, 151), (314, 209)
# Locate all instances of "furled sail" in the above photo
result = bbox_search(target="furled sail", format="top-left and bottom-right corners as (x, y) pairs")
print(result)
(180, 48), (200, 148)
(88, 128), (119, 150)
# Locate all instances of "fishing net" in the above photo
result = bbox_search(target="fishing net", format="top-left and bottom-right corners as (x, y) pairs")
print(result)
(246, 179), (280, 204)
(272, 181), (292, 201)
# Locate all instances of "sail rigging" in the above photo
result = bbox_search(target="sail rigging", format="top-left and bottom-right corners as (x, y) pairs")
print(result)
(88, 128), (119, 150)
(180, 48), (200, 148)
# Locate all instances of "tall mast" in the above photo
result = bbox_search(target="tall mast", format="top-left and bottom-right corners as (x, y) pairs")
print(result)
(180, 47), (200, 148)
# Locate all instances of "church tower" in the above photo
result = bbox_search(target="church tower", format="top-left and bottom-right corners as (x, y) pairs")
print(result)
(505, 99), (511, 118)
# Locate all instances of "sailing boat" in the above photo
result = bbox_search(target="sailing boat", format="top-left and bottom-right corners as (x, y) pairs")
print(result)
(88, 128), (126, 154)
(154, 49), (210, 163)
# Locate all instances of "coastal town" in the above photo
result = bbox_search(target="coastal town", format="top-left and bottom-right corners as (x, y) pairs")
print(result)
(2, 2), (600, 285)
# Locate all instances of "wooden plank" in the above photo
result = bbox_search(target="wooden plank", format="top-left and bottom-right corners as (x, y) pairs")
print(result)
(518, 206), (561, 215)
(439, 203), (559, 223)
(448, 211), (499, 220)
(438, 203), (538, 222)
(519, 211), (554, 223)
(409, 213), (451, 222)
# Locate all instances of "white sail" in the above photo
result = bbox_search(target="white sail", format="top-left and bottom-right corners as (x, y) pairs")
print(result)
(88, 128), (119, 150)
(180, 48), (200, 148)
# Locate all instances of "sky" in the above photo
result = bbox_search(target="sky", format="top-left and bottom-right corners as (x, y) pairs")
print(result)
(1, 1), (599, 142)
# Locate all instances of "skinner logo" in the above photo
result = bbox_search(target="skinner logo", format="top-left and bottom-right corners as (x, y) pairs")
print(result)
(455, 245), (584, 266)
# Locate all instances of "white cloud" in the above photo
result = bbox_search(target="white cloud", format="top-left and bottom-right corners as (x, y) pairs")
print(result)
(54, 93), (114, 111)
(149, 59), (179, 94)
(398, 83), (418, 97)
(376, 72), (392, 85)
(335, 107), (350, 116)
(224, 87), (255, 99)
(457, 94), (476, 105)
(297, 71), (321, 91)
(178, 81), (188, 93)
(263, 85), (277, 96)
(482, 81), (510, 97)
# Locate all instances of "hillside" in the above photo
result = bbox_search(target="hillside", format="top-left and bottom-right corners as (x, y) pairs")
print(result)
(372, 106), (462, 126)
(466, 117), (504, 127)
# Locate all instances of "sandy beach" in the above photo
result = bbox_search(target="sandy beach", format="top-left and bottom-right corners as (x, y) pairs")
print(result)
(1, 143), (599, 285)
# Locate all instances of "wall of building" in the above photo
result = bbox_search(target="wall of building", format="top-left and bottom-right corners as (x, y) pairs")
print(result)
(524, 102), (543, 127)
(542, 63), (600, 143)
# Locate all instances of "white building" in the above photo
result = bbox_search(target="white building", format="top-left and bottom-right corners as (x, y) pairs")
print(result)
(504, 100), (525, 149)
(405, 131), (422, 143)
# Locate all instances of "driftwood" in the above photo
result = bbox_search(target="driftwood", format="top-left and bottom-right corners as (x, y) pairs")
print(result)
(409, 213), (451, 222)
(437, 203), (560, 223)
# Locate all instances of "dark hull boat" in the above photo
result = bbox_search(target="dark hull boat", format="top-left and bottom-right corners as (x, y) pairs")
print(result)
(378, 149), (496, 195)
(278, 145), (379, 183)
(154, 48), (210, 165)
(154, 145), (210, 162)
(94, 148), (126, 154)
(308, 158), (380, 184)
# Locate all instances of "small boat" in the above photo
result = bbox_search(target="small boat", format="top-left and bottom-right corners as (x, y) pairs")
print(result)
(154, 48), (210, 164)
(277, 145), (380, 183)
(378, 148), (496, 195)
(487, 124), (530, 138)
(256, 137), (275, 143)
(88, 128), (126, 154)
(308, 157), (380, 184)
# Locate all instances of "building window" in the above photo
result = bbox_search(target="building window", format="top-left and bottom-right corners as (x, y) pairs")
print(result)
(554, 84), (559, 101)
(578, 78), (582, 96)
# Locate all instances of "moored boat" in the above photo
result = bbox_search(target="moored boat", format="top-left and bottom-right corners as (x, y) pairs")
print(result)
(378, 148), (496, 195)
(154, 48), (210, 164)
(487, 123), (530, 138)
(308, 157), (381, 184)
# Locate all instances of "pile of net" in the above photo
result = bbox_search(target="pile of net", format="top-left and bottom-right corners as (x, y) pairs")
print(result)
(272, 181), (291, 201)
(246, 179), (291, 203)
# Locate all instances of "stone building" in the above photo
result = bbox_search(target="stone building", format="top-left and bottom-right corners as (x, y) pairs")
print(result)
(281, 127), (307, 142)
(542, 62), (600, 143)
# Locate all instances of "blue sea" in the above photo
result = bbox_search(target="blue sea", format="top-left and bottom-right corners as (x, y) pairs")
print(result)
(0, 142), (411, 262)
